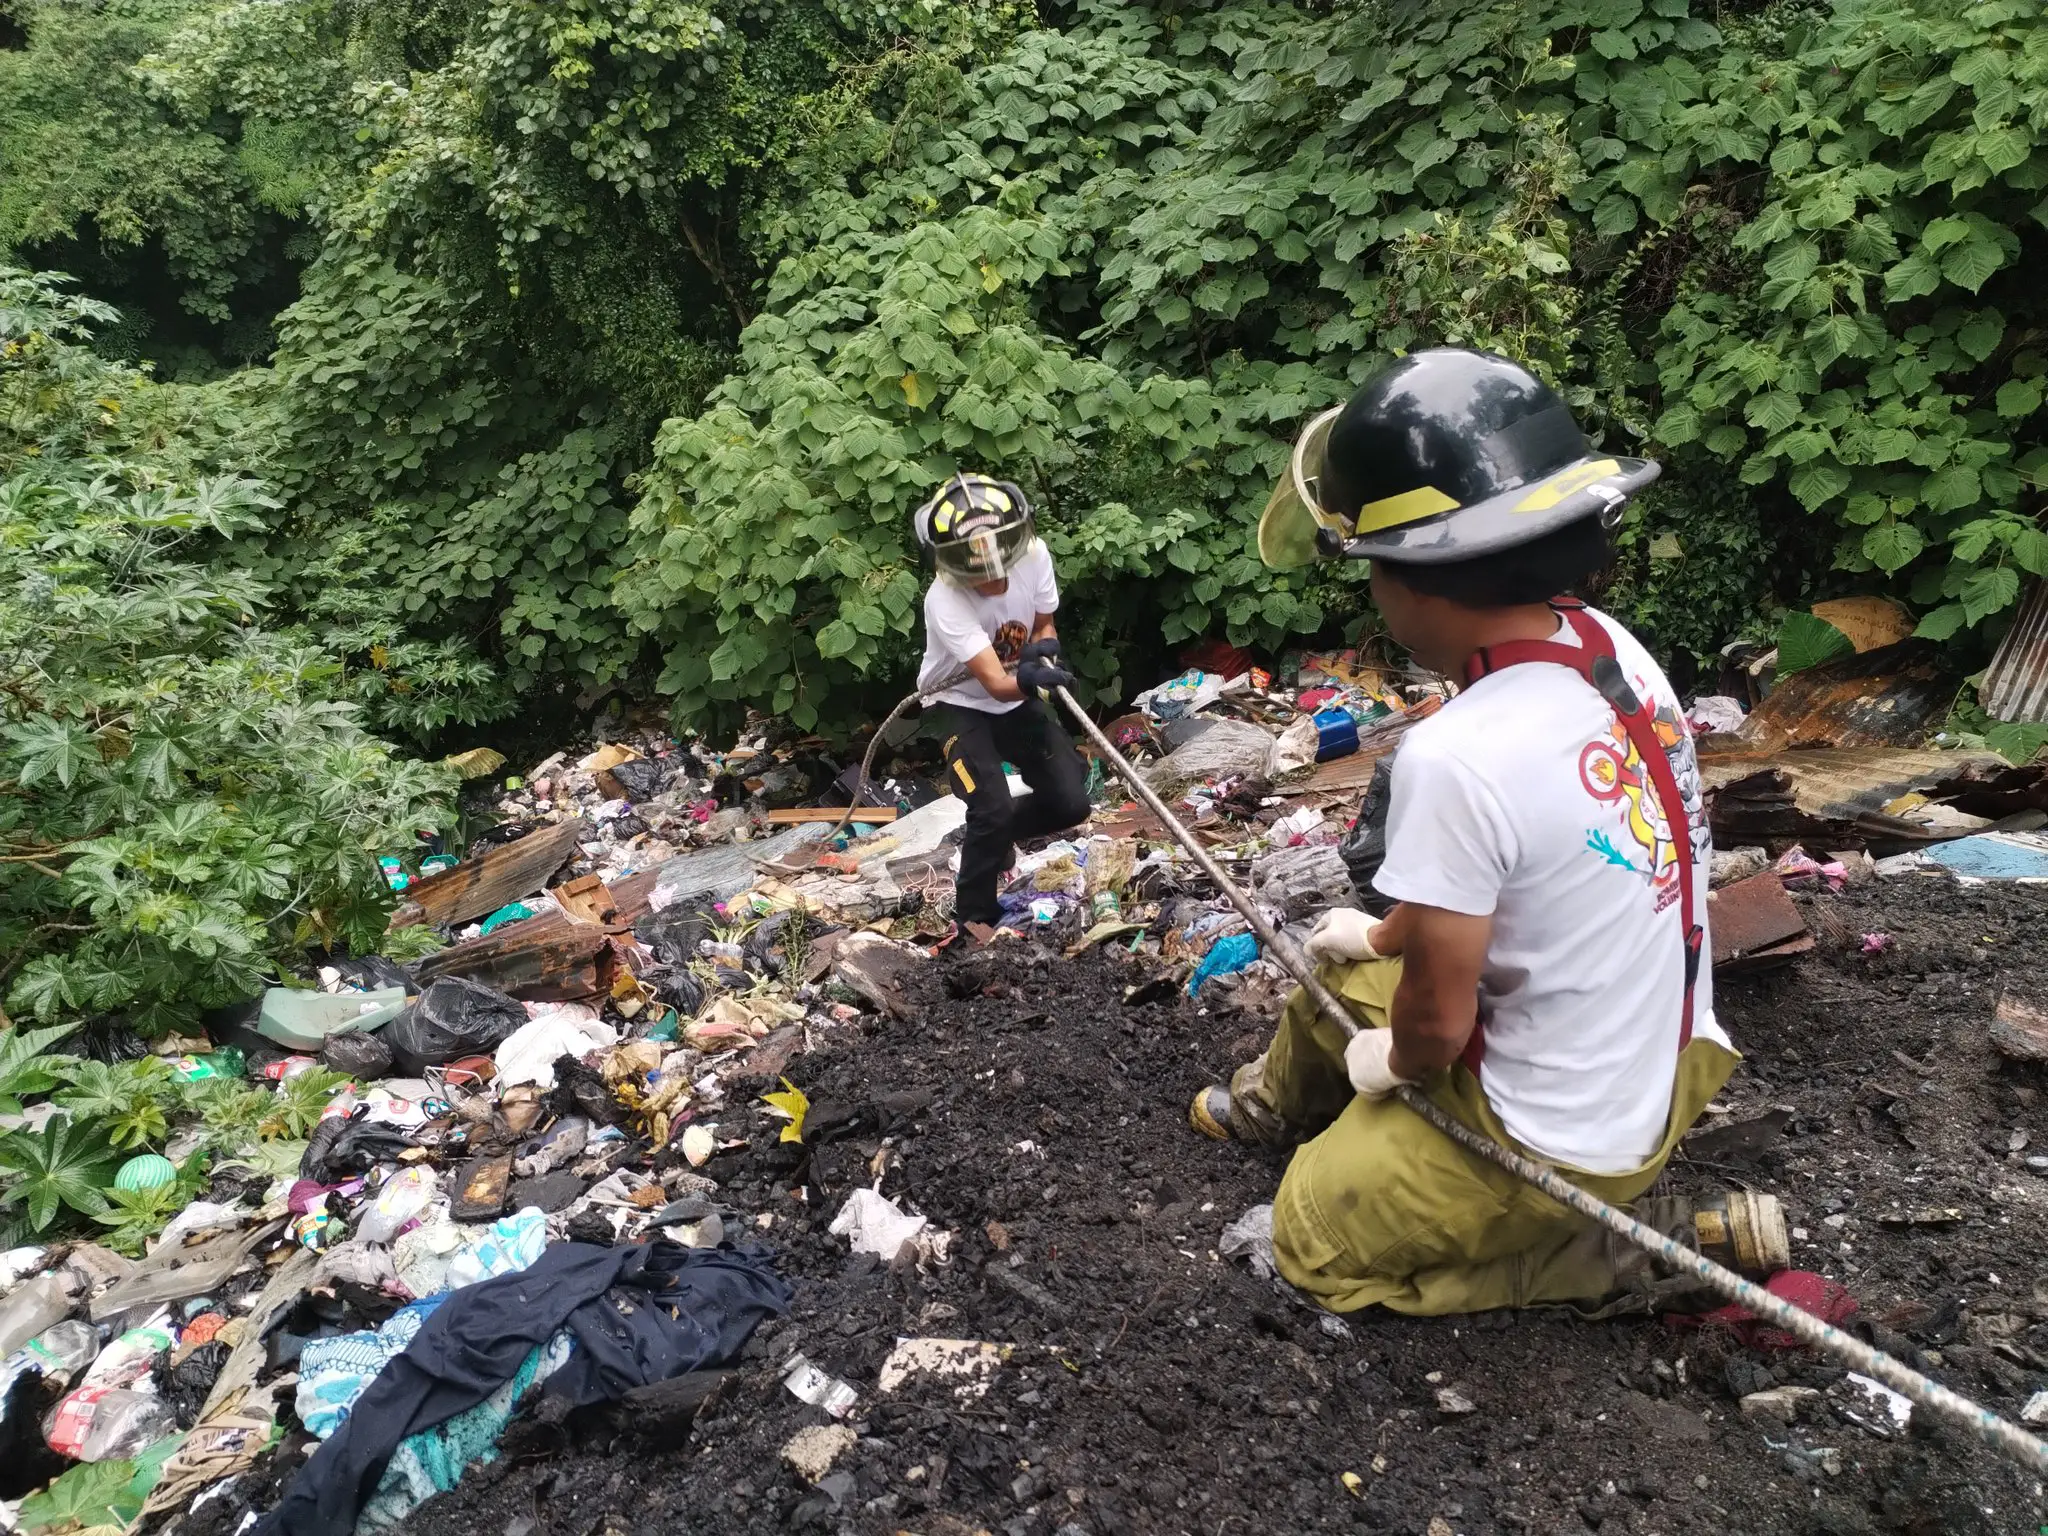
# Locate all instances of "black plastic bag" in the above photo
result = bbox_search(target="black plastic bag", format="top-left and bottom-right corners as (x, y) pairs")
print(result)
(158, 1341), (231, 1428)
(322, 1029), (395, 1079)
(635, 901), (720, 969)
(651, 967), (704, 1017)
(330, 955), (414, 993)
(300, 1106), (417, 1183)
(383, 977), (525, 1075)
(468, 820), (538, 855)
(1337, 756), (1398, 918)
(743, 910), (831, 979)
(608, 759), (668, 801)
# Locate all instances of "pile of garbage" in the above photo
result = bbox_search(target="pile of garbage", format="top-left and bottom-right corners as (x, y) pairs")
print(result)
(4, 605), (2045, 1531)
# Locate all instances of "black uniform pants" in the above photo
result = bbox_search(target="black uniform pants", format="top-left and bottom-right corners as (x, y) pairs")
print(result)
(937, 701), (1091, 924)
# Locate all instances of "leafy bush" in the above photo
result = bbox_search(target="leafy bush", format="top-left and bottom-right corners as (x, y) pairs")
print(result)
(9, 0), (2046, 735)
(0, 270), (455, 1037)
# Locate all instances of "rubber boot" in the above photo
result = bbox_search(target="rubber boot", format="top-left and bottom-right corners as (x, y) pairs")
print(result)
(1190, 1053), (1292, 1145)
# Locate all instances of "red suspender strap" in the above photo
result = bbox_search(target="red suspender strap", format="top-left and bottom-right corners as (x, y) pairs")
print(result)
(1456, 600), (1702, 1078)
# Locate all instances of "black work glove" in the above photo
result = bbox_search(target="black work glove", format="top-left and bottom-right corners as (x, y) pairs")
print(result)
(1015, 646), (1074, 701)
(1021, 635), (1065, 665)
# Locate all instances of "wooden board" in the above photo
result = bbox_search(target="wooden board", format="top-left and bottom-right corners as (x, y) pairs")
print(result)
(764, 806), (899, 825)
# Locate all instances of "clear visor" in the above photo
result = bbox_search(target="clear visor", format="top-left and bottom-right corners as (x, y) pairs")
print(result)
(934, 515), (1035, 585)
(1255, 406), (1346, 571)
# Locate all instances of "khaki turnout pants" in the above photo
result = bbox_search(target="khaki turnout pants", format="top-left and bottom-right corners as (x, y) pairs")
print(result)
(1252, 955), (1738, 1316)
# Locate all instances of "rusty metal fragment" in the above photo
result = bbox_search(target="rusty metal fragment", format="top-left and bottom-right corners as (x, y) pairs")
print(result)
(1708, 870), (1813, 974)
(1700, 747), (2025, 850)
(411, 909), (615, 1000)
(388, 818), (587, 931)
(1736, 640), (1957, 751)
(1990, 989), (2048, 1063)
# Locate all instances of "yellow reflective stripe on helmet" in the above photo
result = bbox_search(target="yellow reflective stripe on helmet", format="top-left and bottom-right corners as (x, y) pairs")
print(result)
(1352, 484), (1460, 535)
(1512, 458), (1620, 513)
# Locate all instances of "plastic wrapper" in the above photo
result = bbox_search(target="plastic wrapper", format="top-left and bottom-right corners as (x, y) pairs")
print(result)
(0, 1274), (81, 1356)
(82, 1320), (175, 1388)
(354, 1167), (438, 1244)
(383, 977), (526, 1075)
(45, 1384), (177, 1462)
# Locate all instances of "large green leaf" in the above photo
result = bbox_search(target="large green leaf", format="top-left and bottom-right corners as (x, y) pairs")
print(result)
(1775, 611), (1854, 677)
(0, 1116), (120, 1232)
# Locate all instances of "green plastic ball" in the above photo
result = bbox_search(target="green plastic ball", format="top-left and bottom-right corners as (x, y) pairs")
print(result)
(114, 1154), (177, 1193)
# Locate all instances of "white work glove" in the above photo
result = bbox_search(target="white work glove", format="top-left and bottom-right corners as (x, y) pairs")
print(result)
(1304, 907), (1383, 965)
(1344, 1029), (1413, 1100)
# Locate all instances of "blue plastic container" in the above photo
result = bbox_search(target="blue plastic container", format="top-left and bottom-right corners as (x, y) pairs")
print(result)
(1312, 708), (1360, 762)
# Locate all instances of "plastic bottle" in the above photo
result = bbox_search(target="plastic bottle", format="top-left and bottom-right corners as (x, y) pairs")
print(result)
(170, 1048), (246, 1083)
(0, 1274), (79, 1356)
(45, 1384), (177, 1461)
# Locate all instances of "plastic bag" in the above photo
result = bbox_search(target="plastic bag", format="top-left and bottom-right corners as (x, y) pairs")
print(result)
(158, 1340), (231, 1428)
(326, 955), (414, 993)
(829, 1188), (928, 1263)
(634, 901), (720, 969)
(1188, 932), (1259, 997)
(1337, 756), (1397, 917)
(81, 1320), (175, 1388)
(0, 1320), (101, 1399)
(383, 977), (526, 1075)
(299, 1109), (416, 1184)
(607, 758), (668, 800)
(45, 1385), (177, 1461)
(494, 1007), (616, 1091)
(322, 1028), (394, 1079)
(355, 1167), (438, 1244)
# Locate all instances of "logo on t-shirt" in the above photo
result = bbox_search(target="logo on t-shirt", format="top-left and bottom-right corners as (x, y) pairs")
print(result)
(992, 619), (1027, 667)
(1577, 691), (1705, 912)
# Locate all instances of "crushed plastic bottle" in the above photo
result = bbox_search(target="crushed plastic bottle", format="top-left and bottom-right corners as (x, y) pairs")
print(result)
(0, 1320), (101, 1398)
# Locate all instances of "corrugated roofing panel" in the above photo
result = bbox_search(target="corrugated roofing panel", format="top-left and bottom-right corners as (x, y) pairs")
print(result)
(1982, 579), (2048, 726)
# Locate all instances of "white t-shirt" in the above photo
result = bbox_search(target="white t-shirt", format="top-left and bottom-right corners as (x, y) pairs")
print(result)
(1373, 607), (1728, 1174)
(917, 539), (1059, 714)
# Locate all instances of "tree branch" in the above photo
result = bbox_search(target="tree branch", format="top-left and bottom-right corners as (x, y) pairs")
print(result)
(678, 206), (752, 327)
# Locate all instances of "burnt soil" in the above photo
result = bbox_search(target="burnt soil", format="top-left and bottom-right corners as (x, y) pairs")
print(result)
(386, 878), (2048, 1536)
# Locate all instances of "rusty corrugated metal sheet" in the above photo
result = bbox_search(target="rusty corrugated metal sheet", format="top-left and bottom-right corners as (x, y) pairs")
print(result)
(387, 818), (587, 931)
(1736, 639), (1957, 750)
(1982, 578), (2048, 727)
(1699, 746), (2014, 848)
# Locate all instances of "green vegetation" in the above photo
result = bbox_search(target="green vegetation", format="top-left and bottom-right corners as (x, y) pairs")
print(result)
(0, 0), (2043, 1043)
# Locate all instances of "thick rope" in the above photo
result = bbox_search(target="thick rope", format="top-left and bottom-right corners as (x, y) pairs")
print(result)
(1052, 684), (2048, 1477)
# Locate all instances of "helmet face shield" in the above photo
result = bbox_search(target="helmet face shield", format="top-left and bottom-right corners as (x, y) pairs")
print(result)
(933, 512), (1035, 586)
(1256, 407), (1346, 570)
